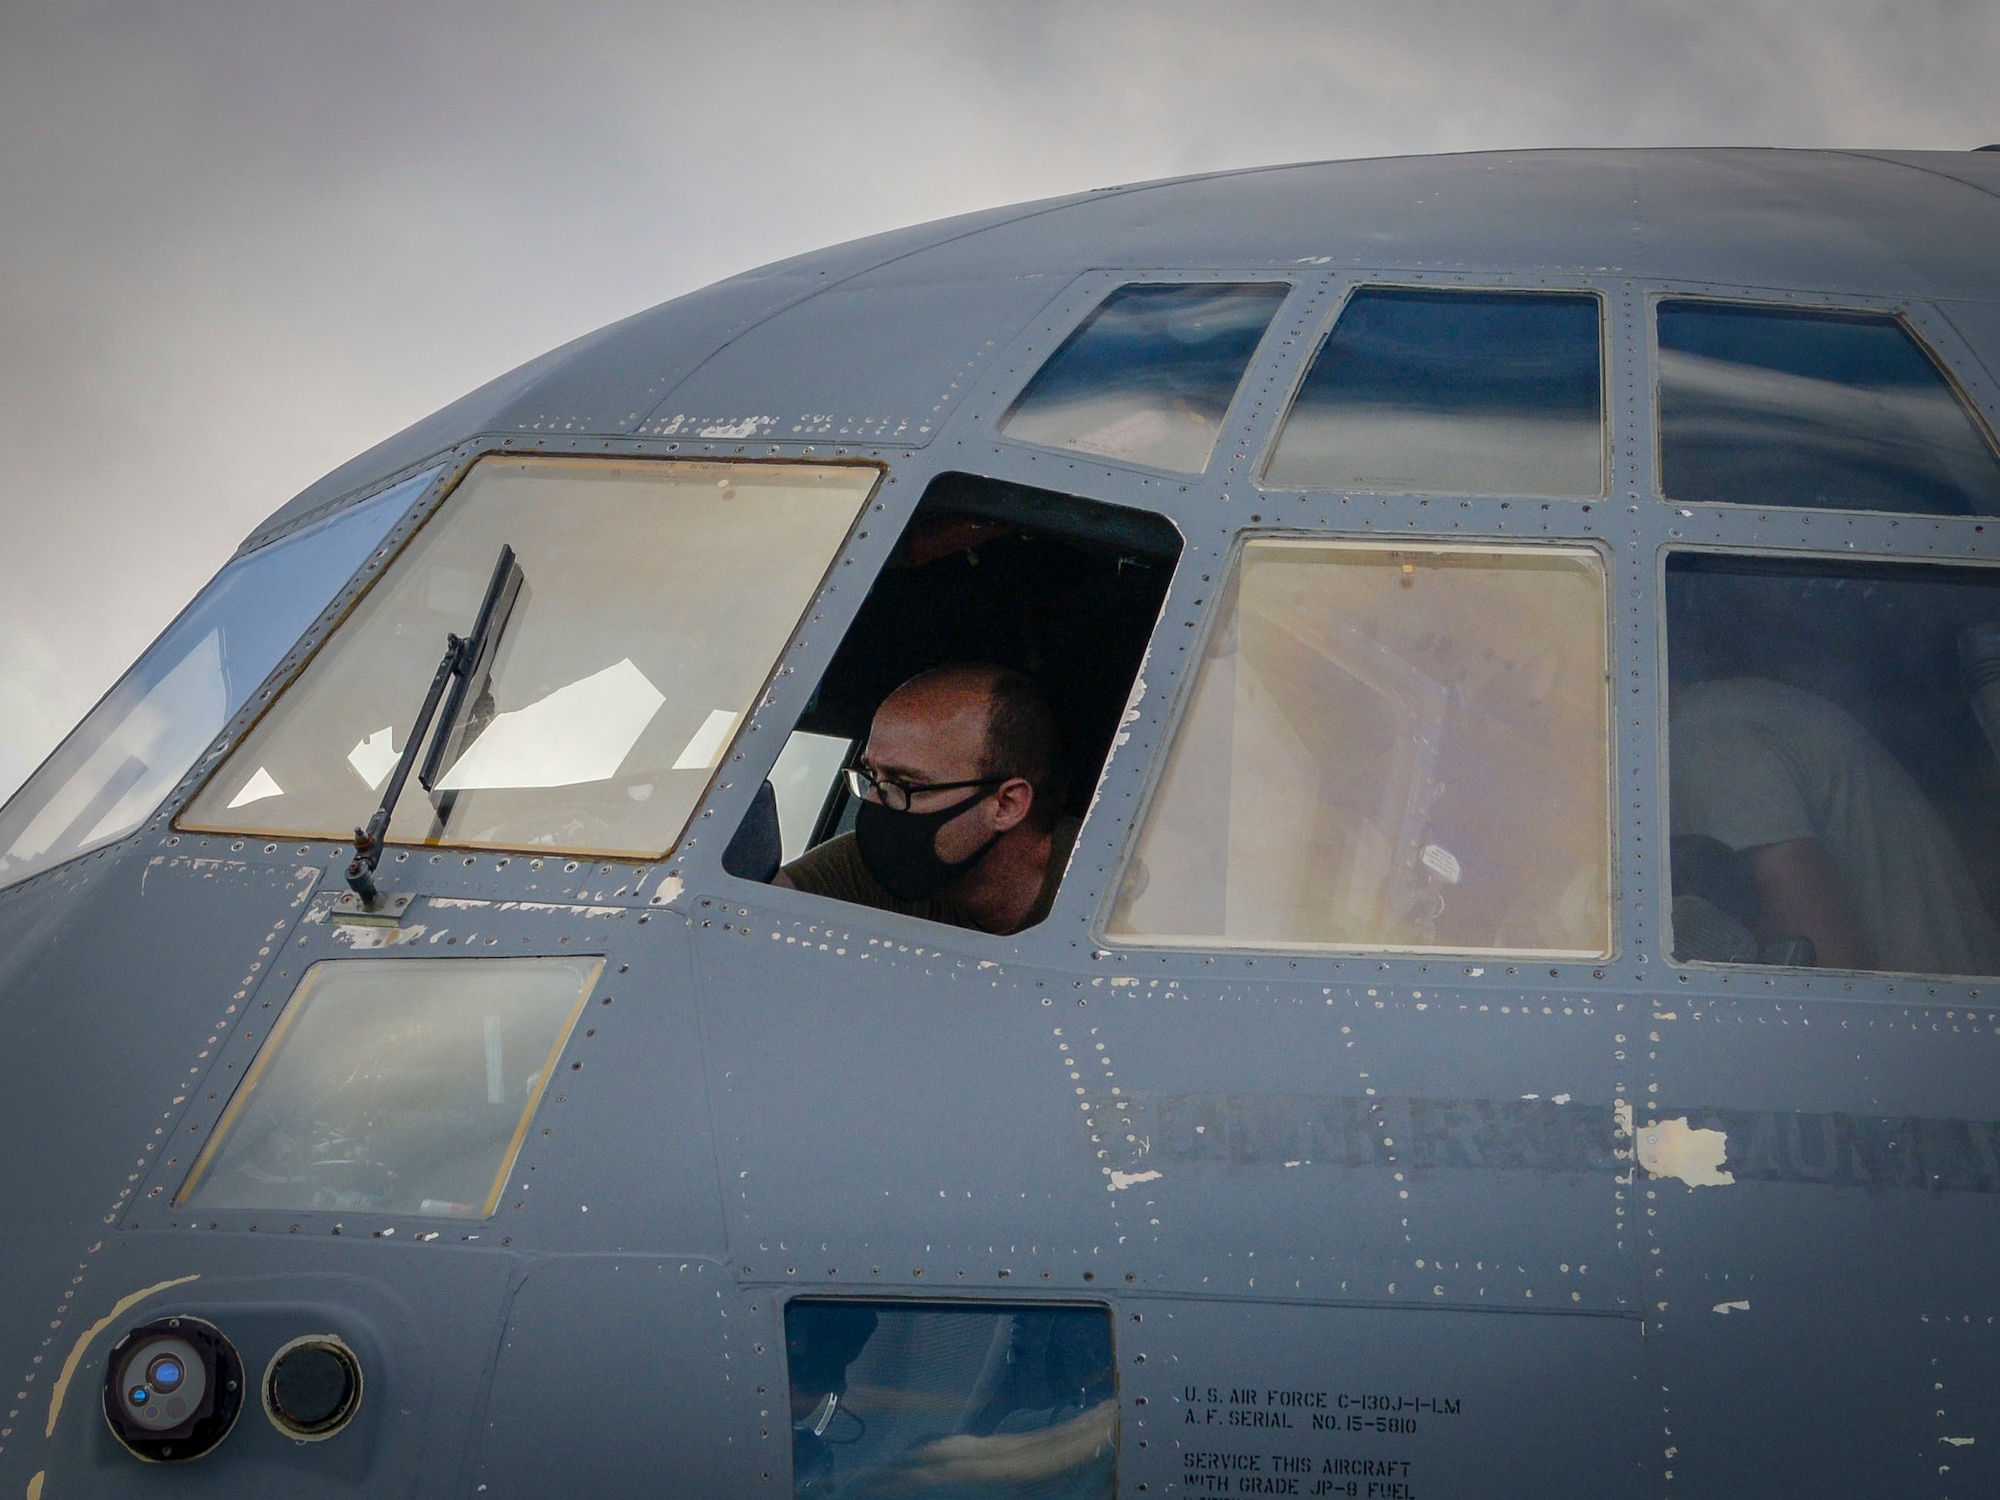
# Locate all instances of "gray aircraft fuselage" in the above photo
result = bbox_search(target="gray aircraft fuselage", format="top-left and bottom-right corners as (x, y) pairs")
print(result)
(6, 147), (2000, 1498)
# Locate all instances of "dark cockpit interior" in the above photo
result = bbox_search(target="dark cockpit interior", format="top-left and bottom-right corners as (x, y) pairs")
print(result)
(725, 473), (1182, 888)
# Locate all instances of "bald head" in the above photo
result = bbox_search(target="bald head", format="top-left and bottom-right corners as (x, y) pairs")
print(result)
(873, 665), (1060, 824)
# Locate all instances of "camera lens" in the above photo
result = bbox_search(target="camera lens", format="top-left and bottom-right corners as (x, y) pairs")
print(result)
(103, 1318), (241, 1462)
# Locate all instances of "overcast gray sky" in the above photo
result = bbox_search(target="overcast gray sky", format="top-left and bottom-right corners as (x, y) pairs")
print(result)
(3, 0), (1997, 797)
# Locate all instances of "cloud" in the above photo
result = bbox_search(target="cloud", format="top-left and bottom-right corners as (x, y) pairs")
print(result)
(1, 0), (1996, 788)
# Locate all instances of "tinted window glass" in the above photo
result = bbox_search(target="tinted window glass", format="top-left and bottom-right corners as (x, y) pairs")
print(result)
(177, 955), (600, 1217)
(1109, 541), (1611, 957)
(0, 471), (429, 889)
(1264, 288), (1604, 496)
(1667, 553), (2000, 977)
(785, 1300), (1114, 1499)
(181, 458), (875, 860)
(999, 283), (1287, 474)
(1657, 301), (2000, 514)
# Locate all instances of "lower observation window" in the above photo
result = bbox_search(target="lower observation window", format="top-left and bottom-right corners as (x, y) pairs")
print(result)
(785, 1300), (1115, 1499)
(176, 956), (600, 1217)
(1108, 539), (1612, 957)
(1668, 552), (2000, 977)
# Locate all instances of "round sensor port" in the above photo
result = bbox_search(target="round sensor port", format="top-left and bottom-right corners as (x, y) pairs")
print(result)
(102, 1317), (242, 1462)
(263, 1336), (363, 1441)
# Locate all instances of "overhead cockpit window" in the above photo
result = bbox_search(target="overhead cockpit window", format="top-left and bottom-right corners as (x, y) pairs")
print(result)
(177, 956), (600, 1217)
(179, 458), (876, 859)
(1108, 540), (1612, 958)
(740, 475), (1181, 937)
(1263, 288), (1605, 496)
(1657, 301), (2000, 514)
(998, 282), (1287, 473)
(784, 1299), (1115, 1499)
(0, 469), (433, 891)
(1667, 552), (2000, 978)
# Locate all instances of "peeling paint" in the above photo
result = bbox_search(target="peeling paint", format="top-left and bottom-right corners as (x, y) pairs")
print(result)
(1107, 1170), (1161, 1191)
(1639, 1117), (1736, 1188)
(697, 416), (776, 439)
(430, 897), (494, 910)
(1712, 1300), (1750, 1315)
(1943, 1436), (1975, 1447)
(27, 1472), (43, 1500)
(335, 922), (427, 949)
(46, 1274), (200, 1438)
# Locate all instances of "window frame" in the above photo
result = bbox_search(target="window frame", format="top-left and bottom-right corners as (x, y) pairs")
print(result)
(1646, 291), (2000, 518)
(1095, 528), (1620, 961)
(1255, 280), (1612, 501)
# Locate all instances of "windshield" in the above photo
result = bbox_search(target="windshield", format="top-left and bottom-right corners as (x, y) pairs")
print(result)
(179, 457), (877, 860)
(0, 470), (430, 889)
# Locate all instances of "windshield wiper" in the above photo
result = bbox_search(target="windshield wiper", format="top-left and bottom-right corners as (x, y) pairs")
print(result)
(345, 543), (525, 908)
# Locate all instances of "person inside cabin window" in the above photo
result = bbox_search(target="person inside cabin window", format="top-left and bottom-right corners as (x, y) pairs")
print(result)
(774, 664), (1078, 934)
(1671, 675), (2000, 976)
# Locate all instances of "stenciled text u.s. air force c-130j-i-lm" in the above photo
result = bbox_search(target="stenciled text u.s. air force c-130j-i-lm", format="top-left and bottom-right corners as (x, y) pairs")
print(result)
(7, 145), (2000, 1499)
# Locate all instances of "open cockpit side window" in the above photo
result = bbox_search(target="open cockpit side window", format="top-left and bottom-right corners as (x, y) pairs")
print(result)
(1107, 540), (1613, 958)
(739, 474), (1181, 935)
(179, 457), (877, 861)
(998, 282), (1288, 474)
(1656, 300), (2000, 515)
(1666, 552), (2000, 978)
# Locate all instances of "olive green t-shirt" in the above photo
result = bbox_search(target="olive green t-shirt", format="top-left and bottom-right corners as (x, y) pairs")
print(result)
(781, 818), (1081, 934)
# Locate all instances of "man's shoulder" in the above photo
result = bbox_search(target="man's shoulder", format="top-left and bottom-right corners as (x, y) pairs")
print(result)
(781, 832), (875, 902)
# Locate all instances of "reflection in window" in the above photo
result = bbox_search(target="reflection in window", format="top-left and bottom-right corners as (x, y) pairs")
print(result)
(785, 1300), (1114, 1500)
(177, 956), (599, 1216)
(768, 730), (853, 864)
(1658, 301), (2000, 514)
(0, 470), (430, 890)
(180, 458), (877, 859)
(1264, 288), (1604, 496)
(999, 283), (1287, 474)
(1109, 541), (1611, 957)
(1667, 553), (2000, 977)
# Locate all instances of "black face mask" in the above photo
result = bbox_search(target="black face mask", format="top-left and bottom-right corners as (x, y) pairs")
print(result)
(854, 789), (1003, 902)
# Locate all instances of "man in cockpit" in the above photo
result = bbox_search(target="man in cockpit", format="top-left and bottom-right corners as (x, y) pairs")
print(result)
(1671, 674), (2000, 976)
(773, 665), (1078, 936)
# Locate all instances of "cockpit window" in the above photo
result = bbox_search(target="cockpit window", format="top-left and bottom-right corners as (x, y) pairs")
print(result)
(1108, 539), (1612, 958)
(785, 1299), (1115, 1499)
(177, 955), (600, 1217)
(1667, 552), (2000, 977)
(180, 458), (876, 859)
(743, 474), (1180, 935)
(1263, 287), (1605, 496)
(1657, 301), (2000, 514)
(0, 469), (432, 890)
(998, 282), (1287, 474)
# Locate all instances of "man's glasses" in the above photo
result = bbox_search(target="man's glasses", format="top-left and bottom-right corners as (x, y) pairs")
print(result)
(843, 767), (1004, 813)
